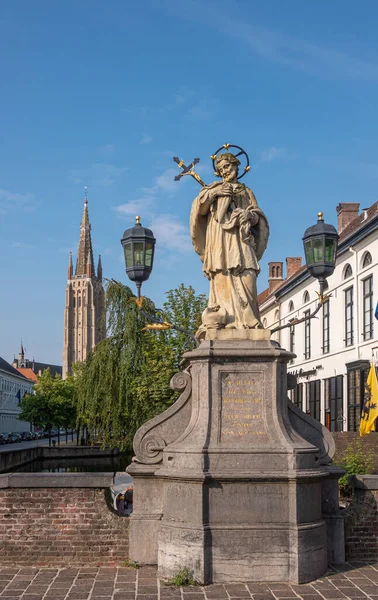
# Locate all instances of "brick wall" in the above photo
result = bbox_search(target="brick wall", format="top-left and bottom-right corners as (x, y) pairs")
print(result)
(0, 474), (129, 566)
(343, 476), (378, 561)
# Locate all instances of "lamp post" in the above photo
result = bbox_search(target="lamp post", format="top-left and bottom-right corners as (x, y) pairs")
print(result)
(271, 212), (339, 334)
(121, 216), (156, 301)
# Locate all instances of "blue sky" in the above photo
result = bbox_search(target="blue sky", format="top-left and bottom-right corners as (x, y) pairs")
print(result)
(1, 0), (378, 365)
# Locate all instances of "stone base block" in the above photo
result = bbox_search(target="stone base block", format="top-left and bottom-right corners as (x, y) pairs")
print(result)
(205, 329), (271, 341)
(158, 520), (327, 584)
(129, 516), (161, 564)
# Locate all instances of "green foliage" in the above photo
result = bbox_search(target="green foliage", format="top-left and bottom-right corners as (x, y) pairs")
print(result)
(75, 281), (206, 450)
(166, 567), (196, 587)
(19, 368), (77, 431)
(335, 440), (375, 497)
(162, 284), (207, 368)
(120, 559), (139, 569)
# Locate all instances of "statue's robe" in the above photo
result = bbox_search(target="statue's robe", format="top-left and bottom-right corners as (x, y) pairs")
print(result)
(190, 181), (269, 338)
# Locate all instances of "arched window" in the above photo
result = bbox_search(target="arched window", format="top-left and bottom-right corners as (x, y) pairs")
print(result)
(274, 309), (279, 323)
(288, 301), (294, 312)
(344, 264), (353, 279)
(262, 318), (268, 329)
(362, 252), (372, 268)
(303, 291), (310, 304)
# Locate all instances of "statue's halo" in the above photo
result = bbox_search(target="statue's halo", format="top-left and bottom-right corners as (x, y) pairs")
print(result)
(210, 143), (250, 180)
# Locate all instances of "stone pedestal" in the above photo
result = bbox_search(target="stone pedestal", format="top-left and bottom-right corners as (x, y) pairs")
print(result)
(128, 339), (332, 584)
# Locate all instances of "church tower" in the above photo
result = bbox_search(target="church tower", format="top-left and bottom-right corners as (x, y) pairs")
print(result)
(62, 195), (106, 378)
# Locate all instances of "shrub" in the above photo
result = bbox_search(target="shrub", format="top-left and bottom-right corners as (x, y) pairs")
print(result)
(335, 440), (375, 497)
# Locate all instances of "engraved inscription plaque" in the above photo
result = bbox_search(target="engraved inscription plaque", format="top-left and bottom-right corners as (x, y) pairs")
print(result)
(220, 371), (268, 443)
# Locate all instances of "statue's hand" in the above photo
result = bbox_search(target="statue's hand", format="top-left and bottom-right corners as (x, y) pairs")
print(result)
(220, 183), (233, 197)
(209, 182), (232, 202)
(248, 211), (259, 226)
(238, 210), (251, 226)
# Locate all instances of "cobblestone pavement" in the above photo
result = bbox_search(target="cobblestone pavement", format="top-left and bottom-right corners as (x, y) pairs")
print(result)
(1, 563), (378, 600)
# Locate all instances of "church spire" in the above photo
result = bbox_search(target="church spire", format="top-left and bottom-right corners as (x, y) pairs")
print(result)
(97, 255), (103, 280)
(75, 191), (95, 276)
(19, 340), (24, 360)
(68, 252), (73, 279)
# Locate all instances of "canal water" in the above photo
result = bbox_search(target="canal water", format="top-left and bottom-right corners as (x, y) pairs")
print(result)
(13, 453), (133, 473)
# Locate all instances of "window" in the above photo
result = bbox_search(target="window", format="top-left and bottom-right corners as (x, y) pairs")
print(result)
(291, 383), (303, 410)
(325, 376), (343, 431)
(308, 380), (321, 422)
(304, 310), (311, 359)
(322, 300), (330, 354)
(303, 291), (310, 304)
(347, 362), (370, 431)
(362, 252), (372, 268)
(288, 301), (294, 312)
(344, 287), (354, 346)
(289, 323), (295, 356)
(362, 276), (373, 341)
(344, 264), (352, 279)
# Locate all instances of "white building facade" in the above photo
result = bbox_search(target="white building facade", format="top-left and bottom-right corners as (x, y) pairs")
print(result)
(0, 357), (33, 433)
(259, 202), (378, 432)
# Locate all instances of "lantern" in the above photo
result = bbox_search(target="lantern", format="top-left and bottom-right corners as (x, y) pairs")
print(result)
(302, 212), (339, 294)
(121, 216), (156, 298)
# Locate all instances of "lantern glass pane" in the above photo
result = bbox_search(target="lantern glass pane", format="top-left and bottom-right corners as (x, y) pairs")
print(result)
(313, 238), (324, 263)
(124, 243), (133, 268)
(325, 238), (335, 263)
(145, 242), (153, 267)
(304, 240), (313, 265)
(133, 242), (144, 266)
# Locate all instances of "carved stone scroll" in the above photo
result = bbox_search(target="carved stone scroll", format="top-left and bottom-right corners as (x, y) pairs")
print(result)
(132, 371), (192, 464)
(288, 399), (335, 464)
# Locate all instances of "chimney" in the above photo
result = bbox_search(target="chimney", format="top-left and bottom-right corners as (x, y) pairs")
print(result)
(336, 203), (360, 234)
(286, 257), (302, 279)
(268, 262), (283, 293)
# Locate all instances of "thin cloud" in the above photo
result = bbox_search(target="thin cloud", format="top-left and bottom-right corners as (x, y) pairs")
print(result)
(98, 144), (115, 158)
(70, 163), (128, 187)
(219, 17), (378, 81)
(172, 0), (378, 81)
(139, 134), (153, 145)
(115, 199), (153, 216)
(0, 189), (35, 214)
(12, 241), (33, 249)
(155, 168), (179, 193)
(114, 168), (191, 255)
(114, 168), (179, 217)
(148, 214), (192, 254)
(260, 147), (289, 162)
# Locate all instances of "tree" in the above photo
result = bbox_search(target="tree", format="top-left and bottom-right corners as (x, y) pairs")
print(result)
(75, 281), (206, 450)
(161, 284), (207, 368)
(18, 368), (77, 441)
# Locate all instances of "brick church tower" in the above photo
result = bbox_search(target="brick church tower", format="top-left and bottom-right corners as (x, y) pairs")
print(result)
(62, 195), (106, 378)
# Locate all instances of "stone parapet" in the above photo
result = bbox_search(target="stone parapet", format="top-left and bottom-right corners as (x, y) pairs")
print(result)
(344, 474), (378, 562)
(0, 473), (128, 566)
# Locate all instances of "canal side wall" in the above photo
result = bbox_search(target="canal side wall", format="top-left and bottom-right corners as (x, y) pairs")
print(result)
(0, 473), (129, 566)
(0, 446), (120, 473)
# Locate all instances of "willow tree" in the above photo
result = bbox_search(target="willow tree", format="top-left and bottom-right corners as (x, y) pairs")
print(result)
(75, 280), (206, 450)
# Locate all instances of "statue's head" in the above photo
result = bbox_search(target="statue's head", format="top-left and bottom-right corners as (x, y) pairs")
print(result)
(215, 153), (240, 182)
